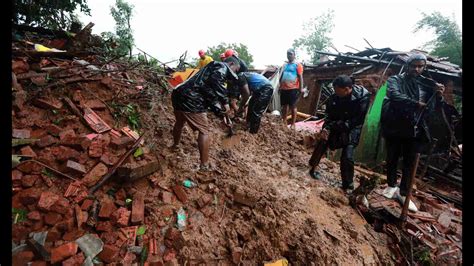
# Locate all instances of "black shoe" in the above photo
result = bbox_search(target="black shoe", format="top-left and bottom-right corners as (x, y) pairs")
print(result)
(309, 169), (321, 179)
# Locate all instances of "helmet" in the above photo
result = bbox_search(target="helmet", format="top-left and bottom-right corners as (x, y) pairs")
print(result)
(224, 49), (234, 58)
(198, 50), (205, 56)
(407, 53), (427, 65)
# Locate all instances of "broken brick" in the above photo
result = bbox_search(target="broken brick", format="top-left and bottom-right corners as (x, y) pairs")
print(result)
(12, 169), (23, 185)
(60, 136), (91, 151)
(231, 247), (243, 264)
(50, 242), (78, 264)
(56, 218), (75, 233)
(19, 187), (42, 205)
(12, 60), (30, 74)
(100, 151), (118, 166)
(110, 136), (134, 149)
(37, 191), (60, 211)
(45, 124), (62, 136)
(98, 198), (117, 219)
(33, 98), (63, 110)
(165, 227), (185, 250)
(200, 206), (215, 218)
(88, 139), (104, 158)
(81, 199), (94, 211)
(161, 206), (174, 218)
(172, 185), (188, 203)
(131, 193), (145, 225)
(82, 163), (108, 187)
(46, 227), (63, 242)
(27, 210), (42, 221)
(21, 175), (39, 188)
(111, 207), (131, 227)
(17, 160), (44, 174)
(61, 252), (85, 266)
(96, 221), (113, 232)
(50, 197), (71, 215)
(117, 159), (160, 182)
(233, 188), (258, 207)
(20, 145), (37, 157)
(119, 226), (138, 246)
(98, 244), (119, 263)
(66, 160), (87, 174)
(100, 231), (118, 244)
(59, 129), (76, 141)
(196, 194), (213, 209)
(63, 229), (85, 241)
(75, 205), (87, 228)
(72, 90), (84, 103)
(12, 250), (35, 265)
(84, 99), (106, 110)
(13, 128), (31, 139)
(163, 248), (176, 262)
(36, 135), (57, 148)
(50, 146), (81, 162)
(45, 212), (63, 226)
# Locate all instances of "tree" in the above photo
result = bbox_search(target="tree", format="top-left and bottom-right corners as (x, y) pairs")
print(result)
(414, 12), (462, 67)
(13, 0), (90, 30)
(110, 0), (134, 58)
(206, 43), (254, 68)
(293, 10), (335, 64)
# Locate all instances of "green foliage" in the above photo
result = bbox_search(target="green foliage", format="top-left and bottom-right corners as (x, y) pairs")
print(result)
(13, 0), (90, 30)
(111, 102), (141, 130)
(107, 0), (134, 58)
(137, 225), (146, 235)
(206, 43), (254, 68)
(12, 208), (28, 224)
(293, 9), (335, 64)
(414, 12), (462, 67)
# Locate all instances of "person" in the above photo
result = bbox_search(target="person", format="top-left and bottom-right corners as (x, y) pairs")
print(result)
(380, 53), (445, 212)
(197, 49), (214, 69)
(308, 75), (370, 193)
(223, 49), (249, 115)
(233, 72), (274, 133)
(171, 56), (241, 170)
(278, 48), (304, 130)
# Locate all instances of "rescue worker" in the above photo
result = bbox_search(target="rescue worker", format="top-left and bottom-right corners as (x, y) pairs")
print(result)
(308, 75), (370, 193)
(233, 72), (274, 133)
(381, 53), (445, 212)
(197, 49), (214, 68)
(171, 56), (241, 171)
(278, 48), (304, 130)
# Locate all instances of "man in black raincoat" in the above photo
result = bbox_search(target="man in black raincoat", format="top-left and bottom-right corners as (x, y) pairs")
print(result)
(380, 53), (445, 212)
(309, 75), (370, 193)
(171, 56), (241, 170)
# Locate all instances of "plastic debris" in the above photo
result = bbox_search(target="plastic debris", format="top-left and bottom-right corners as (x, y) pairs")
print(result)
(75, 234), (104, 261)
(176, 207), (186, 231)
(183, 179), (197, 188)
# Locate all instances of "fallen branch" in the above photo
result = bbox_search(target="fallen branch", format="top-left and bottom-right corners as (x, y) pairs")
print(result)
(15, 159), (78, 181)
(89, 133), (146, 194)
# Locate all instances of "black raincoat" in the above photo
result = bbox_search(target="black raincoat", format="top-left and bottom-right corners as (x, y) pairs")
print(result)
(171, 61), (238, 113)
(381, 73), (440, 140)
(323, 85), (371, 149)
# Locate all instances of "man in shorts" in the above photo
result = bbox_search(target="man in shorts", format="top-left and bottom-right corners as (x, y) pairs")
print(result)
(278, 48), (304, 130)
(171, 56), (241, 170)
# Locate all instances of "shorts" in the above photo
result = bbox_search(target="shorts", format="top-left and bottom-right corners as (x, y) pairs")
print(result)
(174, 111), (209, 135)
(280, 89), (299, 107)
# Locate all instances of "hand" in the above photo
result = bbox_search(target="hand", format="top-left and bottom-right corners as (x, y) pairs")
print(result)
(223, 115), (233, 127)
(223, 104), (231, 115)
(319, 129), (329, 141)
(435, 83), (445, 95)
(299, 88), (304, 94)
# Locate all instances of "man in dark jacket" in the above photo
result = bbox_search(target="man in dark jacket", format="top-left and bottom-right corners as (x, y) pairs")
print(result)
(233, 72), (274, 133)
(380, 53), (445, 212)
(308, 75), (370, 193)
(171, 56), (240, 170)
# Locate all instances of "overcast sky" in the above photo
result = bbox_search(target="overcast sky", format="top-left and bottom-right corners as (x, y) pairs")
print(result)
(79, 0), (462, 69)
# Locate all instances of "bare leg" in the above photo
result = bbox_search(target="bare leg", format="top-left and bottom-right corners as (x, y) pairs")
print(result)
(290, 106), (297, 130)
(198, 132), (209, 167)
(281, 105), (288, 126)
(172, 116), (185, 148)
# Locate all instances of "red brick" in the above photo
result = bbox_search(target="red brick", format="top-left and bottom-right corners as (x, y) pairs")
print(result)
(19, 187), (42, 205)
(111, 207), (131, 227)
(37, 191), (60, 211)
(31, 261), (47, 266)
(110, 136), (134, 149)
(13, 128), (31, 139)
(33, 98), (63, 110)
(100, 151), (119, 166)
(117, 159), (160, 182)
(100, 231), (118, 244)
(12, 224), (31, 242)
(82, 163), (108, 187)
(98, 244), (119, 263)
(161, 206), (174, 218)
(196, 194), (213, 209)
(115, 188), (127, 201)
(131, 193), (145, 225)
(50, 197), (71, 215)
(21, 175), (38, 188)
(165, 228), (185, 250)
(66, 160), (87, 174)
(46, 227), (63, 242)
(163, 248), (176, 262)
(75, 205), (88, 228)
(61, 252), (85, 266)
(36, 135), (57, 148)
(84, 99), (106, 110)
(27, 210), (42, 221)
(20, 145), (37, 157)
(12, 169), (23, 184)
(161, 191), (174, 204)
(123, 252), (136, 264)
(200, 206), (215, 218)
(45, 124), (62, 136)
(12, 250), (35, 265)
(88, 139), (104, 158)
(73, 190), (88, 204)
(17, 160), (44, 174)
(59, 129), (76, 141)
(81, 199), (94, 211)
(50, 242), (78, 264)
(172, 185), (188, 203)
(56, 218), (75, 233)
(62, 229), (85, 241)
(98, 199), (117, 218)
(96, 221), (113, 232)
(45, 212), (63, 226)
(60, 136), (91, 151)
(51, 146), (81, 162)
